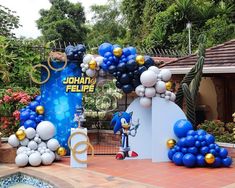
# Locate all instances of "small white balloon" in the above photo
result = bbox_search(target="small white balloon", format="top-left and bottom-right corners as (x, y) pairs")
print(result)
(165, 91), (172, 96)
(82, 67), (86, 72)
(165, 95), (170, 100)
(140, 70), (157, 87)
(47, 138), (60, 151)
(95, 56), (104, 65)
(160, 69), (172, 82)
(155, 81), (166, 94)
(160, 94), (166, 98)
(41, 153), (54, 165)
(38, 142), (47, 148)
(34, 137), (39, 143)
(15, 153), (29, 167)
(42, 146), (47, 150)
(29, 152), (41, 167)
(86, 69), (96, 77)
(139, 97), (152, 108)
(157, 74), (162, 79)
(84, 64), (89, 69)
(37, 138), (42, 144)
(28, 141), (38, 150)
(8, 134), (19, 148)
(19, 138), (29, 146)
(36, 121), (55, 141)
(35, 134), (39, 137)
(45, 149), (51, 153)
(148, 66), (160, 74)
(49, 151), (56, 161)
(16, 146), (28, 155)
(145, 87), (156, 98)
(83, 54), (93, 64)
(40, 150), (46, 155)
(18, 126), (25, 131)
(25, 128), (36, 139)
(26, 151), (32, 156)
(170, 93), (176, 102)
(135, 85), (146, 97)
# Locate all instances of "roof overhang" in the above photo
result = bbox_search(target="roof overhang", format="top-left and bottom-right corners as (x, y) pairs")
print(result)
(167, 66), (235, 74)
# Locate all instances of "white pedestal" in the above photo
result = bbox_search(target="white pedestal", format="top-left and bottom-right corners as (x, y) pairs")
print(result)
(127, 97), (187, 162)
(70, 128), (88, 168)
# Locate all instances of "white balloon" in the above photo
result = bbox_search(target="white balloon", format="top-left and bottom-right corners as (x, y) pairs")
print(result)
(86, 69), (96, 77)
(82, 67), (86, 72)
(165, 95), (170, 100)
(160, 69), (172, 82)
(165, 91), (172, 96)
(28, 141), (38, 150)
(80, 63), (85, 68)
(145, 87), (156, 98)
(47, 139), (60, 151)
(55, 153), (61, 161)
(37, 138), (42, 144)
(157, 74), (162, 79)
(49, 151), (56, 161)
(95, 56), (104, 65)
(156, 93), (161, 97)
(135, 85), (145, 97)
(38, 142), (47, 148)
(36, 121), (55, 141)
(139, 97), (152, 108)
(46, 149), (51, 153)
(148, 66), (160, 74)
(20, 138), (29, 146)
(84, 64), (89, 69)
(41, 153), (54, 165)
(25, 128), (36, 139)
(17, 146), (28, 155)
(29, 152), (41, 167)
(8, 134), (19, 147)
(83, 54), (93, 64)
(18, 126), (25, 131)
(160, 94), (166, 98)
(170, 93), (176, 102)
(34, 137), (39, 143)
(40, 150), (46, 155)
(140, 70), (157, 87)
(15, 153), (29, 167)
(155, 81), (166, 93)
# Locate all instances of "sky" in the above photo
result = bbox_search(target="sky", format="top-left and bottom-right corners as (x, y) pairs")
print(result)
(0, 0), (107, 38)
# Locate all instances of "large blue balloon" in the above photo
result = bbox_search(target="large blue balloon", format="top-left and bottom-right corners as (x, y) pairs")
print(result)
(98, 43), (113, 56)
(24, 119), (36, 129)
(172, 152), (184, 166)
(212, 157), (222, 168)
(196, 154), (206, 167)
(174, 119), (193, 138)
(20, 111), (30, 121)
(222, 157), (232, 167)
(219, 148), (228, 158)
(183, 153), (196, 167)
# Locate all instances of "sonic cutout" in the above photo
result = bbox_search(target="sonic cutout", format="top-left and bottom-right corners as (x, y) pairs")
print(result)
(74, 105), (86, 128)
(111, 111), (140, 160)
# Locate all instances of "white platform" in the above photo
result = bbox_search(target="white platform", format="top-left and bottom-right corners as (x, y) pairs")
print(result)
(127, 97), (186, 162)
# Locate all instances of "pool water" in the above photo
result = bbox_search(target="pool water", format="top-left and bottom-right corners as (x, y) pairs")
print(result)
(9, 183), (35, 188)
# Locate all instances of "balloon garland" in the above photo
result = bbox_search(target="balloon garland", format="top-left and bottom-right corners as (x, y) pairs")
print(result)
(167, 119), (233, 168)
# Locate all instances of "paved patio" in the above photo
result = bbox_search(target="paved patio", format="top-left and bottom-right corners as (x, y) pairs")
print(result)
(1, 156), (235, 188)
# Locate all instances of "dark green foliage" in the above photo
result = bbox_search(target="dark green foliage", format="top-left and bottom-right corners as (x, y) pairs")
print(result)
(0, 5), (21, 37)
(36, 0), (87, 42)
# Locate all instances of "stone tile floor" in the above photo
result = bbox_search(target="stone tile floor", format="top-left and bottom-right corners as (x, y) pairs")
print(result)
(1, 156), (235, 188)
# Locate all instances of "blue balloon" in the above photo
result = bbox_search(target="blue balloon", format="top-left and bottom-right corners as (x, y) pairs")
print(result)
(187, 130), (196, 136)
(29, 101), (39, 111)
(35, 95), (41, 102)
(106, 61), (112, 66)
(120, 74), (130, 85)
(219, 148), (228, 158)
(188, 147), (198, 155)
(38, 115), (44, 120)
(194, 135), (198, 140)
(172, 152), (184, 166)
(201, 141), (207, 147)
(212, 157), (222, 168)
(177, 137), (187, 147)
(173, 119), (193, 138)
(26, 106), (30, 109)
(117, 63), (126, 73)
(112, 44), (121, 50)
(138, 66), (147, 74)
(186, 136), (195, 147)
(122, 48), (131, 57)
(174, 145), (181, 152)
(127, 55), (136, 61)
(195, 141), (201, 147)
(104, 52), (113, 58)
(144, 56), (155, 68)
(215, 145), (220, 152)
(121, 58), (127, 63)
(115, 81), (122, 89)
(198, 135), (205, 141)
(196, 154), (206, 167)
(122, 84), (133, 94)
(205, 134), (215, 144)
(209, 144), (215, 149)
(24, 120), (36, 129)
(20, 111), (30, 121)
(103, 57), (108, 63)
(183, 153), (196, 167)
(108, 65), (117, 74)
(209, 149), (217, 156)
(168, 149), (175, 160)
(29, 114), (36, 120)
(98, 43), (113, 56)
(200, 146), (209, 155)
(108, 56), (114, 62)
(126, 59), (137, 71)
(101, 63), (108, 71)
(197, 129), (207, 136)
(132, 79), (141, 88)
(35, 117), (41, 123)
(128, 47), (137, 55)
(222, 157), (232, 167)
(181, 147), (188, 154)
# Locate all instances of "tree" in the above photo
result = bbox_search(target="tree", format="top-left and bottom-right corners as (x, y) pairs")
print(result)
(86, 0), (127, 46)
(0, 5), (20, 37)
(36, 0), (87, 43)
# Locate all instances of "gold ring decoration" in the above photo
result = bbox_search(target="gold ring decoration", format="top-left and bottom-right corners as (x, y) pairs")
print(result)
(68, 131), (95, 164)
(47, 51), (67, 71)
(30, 64), (50, 85)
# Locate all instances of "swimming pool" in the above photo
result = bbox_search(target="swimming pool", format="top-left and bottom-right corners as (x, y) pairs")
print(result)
(0, 172), (54, 188)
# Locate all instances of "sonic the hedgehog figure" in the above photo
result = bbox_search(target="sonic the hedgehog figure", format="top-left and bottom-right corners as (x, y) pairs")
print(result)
(110, 111), (140, 160)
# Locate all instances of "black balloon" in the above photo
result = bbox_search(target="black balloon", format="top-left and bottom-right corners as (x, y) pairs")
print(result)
(122, 84), (133, 94)
(132, 79), (141, 88)
(108, 65), (117, 74)
(116, 81), (122, 89)
(126, 59), (137, 71)
(128, 72), (134, 79)
(119, 73), (130, 85)
(144, 56), (155, 68)
(117, 62), (126, 73)
(116, 71), (122, 77)
(138, 66), (147, 74)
